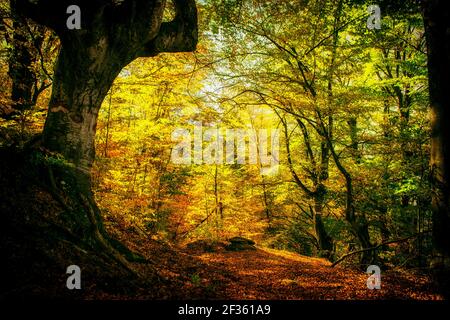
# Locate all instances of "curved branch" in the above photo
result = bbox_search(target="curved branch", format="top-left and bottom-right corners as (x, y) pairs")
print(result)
(278, 114), (315, 197)
(331, 231), (431, 267)
(139, 0), (198, 56)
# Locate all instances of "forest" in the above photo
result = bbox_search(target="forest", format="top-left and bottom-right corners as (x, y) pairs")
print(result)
(0, 0), (449, 300)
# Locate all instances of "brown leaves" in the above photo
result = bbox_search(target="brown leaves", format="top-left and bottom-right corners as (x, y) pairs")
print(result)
(188, 248), (442, 300)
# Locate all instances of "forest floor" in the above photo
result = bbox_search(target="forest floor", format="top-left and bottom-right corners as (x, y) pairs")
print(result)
(0, 148), (444, 300)
(183, 248), (440, 299)
(101, 222), (444, 300)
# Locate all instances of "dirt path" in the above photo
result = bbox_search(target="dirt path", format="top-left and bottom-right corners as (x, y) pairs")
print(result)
(174, 247), (442, 300)
(104, 226), (442, 300)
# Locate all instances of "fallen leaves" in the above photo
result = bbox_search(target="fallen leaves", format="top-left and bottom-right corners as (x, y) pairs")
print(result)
(188, 247), (443, 300)
(98, 219), (443, 300)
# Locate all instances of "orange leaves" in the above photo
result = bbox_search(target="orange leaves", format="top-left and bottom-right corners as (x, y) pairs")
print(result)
(191, 248), (442, 300)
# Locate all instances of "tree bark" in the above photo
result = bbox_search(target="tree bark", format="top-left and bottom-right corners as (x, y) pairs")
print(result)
(313, 185), (333, 258)
(422, 0), (450, 266)
(43, 46), (121, 171)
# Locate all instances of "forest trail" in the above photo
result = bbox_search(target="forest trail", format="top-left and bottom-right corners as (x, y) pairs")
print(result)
(181, 248), (441, 300)
(127, 235), (443, 300)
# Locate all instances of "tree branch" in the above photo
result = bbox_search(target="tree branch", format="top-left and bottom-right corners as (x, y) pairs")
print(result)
(139, 0), (198, 56)
(331, 231), (431, 267)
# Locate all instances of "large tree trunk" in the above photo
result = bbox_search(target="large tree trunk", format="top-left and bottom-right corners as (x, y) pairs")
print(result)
(43, 46), (123, 172)
(11, 0), (198, 271)
(15, 0), (198, 172)
(36, 43), (146, 269)
(422, 0), (450, 268)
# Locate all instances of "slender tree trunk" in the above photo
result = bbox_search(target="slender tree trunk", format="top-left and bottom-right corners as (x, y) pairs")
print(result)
(313, 185), (333, 258)
(261, 177), (272, 227)
(280, 115), (334, 258)
(324, 120), (375, 266)
(214, 165), (219, 215)
(8, 15), (35, 113)
(104, 86), (113, 157)
(348, 117), (361, 163)
(6, 11), (49, 119)
(315, 137), (333, 258)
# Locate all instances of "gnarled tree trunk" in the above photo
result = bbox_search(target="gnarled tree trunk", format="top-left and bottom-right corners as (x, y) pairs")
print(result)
(13, 0), (198, 266)
(43, 46), (124, 172)
(16, 0), (198, 172)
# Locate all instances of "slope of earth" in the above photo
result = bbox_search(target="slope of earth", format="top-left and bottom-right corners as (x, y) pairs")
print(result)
(104, 218), (443, 300)
(185, 248), (442, 300)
